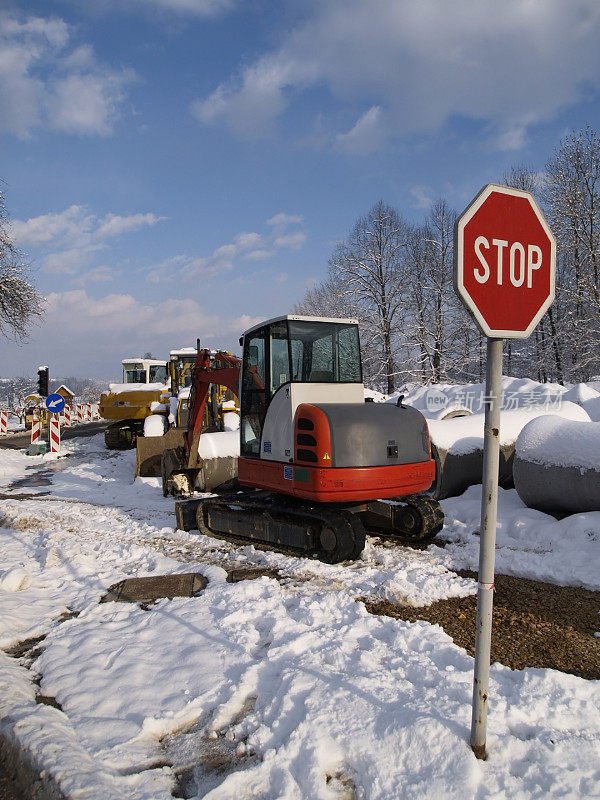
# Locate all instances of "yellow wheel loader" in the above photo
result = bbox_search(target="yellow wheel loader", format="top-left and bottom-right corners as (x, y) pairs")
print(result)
(99, 358), (168, 450)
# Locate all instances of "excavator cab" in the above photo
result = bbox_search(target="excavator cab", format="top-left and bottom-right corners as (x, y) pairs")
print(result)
(239, 316), (363, 459)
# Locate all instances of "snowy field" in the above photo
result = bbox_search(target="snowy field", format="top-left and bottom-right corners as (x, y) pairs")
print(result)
(0, 419), (599, 798)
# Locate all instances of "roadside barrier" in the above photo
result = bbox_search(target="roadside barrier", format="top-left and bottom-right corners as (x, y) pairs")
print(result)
(49, 415), (60, 453)
(86, 403), (92, 421)
(76, 404), (83, 424)
(30, 417), (41, 444)
(0, 410), (7, 435)
(62, 404), (71, 427)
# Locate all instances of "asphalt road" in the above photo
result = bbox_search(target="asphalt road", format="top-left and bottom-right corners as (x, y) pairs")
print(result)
(0, 420), (108, 450)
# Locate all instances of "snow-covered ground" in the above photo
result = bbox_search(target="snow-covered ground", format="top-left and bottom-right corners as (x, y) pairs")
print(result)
(1, 416), (599, 797)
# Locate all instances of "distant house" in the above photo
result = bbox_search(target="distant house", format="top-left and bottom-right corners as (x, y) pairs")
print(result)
(55, 385), (76, 405)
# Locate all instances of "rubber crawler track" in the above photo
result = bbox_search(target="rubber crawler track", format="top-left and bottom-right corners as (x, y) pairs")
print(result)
(196, 494), (366, 564)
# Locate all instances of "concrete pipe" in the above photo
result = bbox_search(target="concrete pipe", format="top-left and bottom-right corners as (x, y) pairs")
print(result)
(427, 402), (590, 500)
(514, 416), (600, 513)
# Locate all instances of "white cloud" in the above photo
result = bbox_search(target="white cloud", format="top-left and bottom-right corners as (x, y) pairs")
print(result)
(74, 265), (117, 285)
(234, 232), (263, 250)
(266, 213), (303, 228)
(191, 0), (600, 151)
(273, 231), (306, 250)
(335, 106), (386, 154)
(95, 212), (166, 239)
(43, 245), (104, 275)
(169, 214), (307, 280)
(11, 205), (165, 275)
(410, 185), (434, 210)
(38, 288), (237, 372)
(82, 0), (234, 18)
(244, 248), (274, 261)
(136, 0), (234, 15)
(10, 205), (92, 247)
(191, 56), (314, 138)
(0, 12), (135, 136)
(45, 289), (219, 338)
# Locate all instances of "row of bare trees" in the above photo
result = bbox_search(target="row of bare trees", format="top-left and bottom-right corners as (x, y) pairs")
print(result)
(297, 125), (600, 391)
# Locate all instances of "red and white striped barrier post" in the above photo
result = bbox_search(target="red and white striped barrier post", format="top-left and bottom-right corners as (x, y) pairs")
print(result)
(62, 404), (71, 427)
(49, 414), (61, 453)
(76, 404), (83, 424)
(30, 416), (41, 444)
(86, 403), (92, 422)
(0, 410), (7, 434)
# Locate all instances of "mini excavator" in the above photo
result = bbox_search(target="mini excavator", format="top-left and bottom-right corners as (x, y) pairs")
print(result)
(162, 315), (443, 563)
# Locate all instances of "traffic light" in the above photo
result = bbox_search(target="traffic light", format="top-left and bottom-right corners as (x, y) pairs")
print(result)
(37, 366), (49, 397)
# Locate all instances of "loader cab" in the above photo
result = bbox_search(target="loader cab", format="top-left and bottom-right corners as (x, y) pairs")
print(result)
(169, 349), (198, 394)
(122, 359), (168, 385)
(240, 315), (362, 458)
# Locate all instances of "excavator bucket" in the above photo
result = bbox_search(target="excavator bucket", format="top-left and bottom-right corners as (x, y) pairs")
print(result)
(136, 428), (186, 477)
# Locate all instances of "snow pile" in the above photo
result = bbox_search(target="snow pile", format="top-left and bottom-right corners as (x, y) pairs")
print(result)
(562, 382), (600, 405)
(440, 484), (600, 590)
(144, 414), (168, 437)
(581, 397), (600, 422)
(516, 416), (600, 470)
(428, 402), (589, 455)
(106, 382), (167, 394)
(223, 411), (240, 431)
(198, 429), (239, 458)
(401, 376), (565, 419)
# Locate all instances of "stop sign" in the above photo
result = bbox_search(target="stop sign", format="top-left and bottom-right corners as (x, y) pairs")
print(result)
(454, 184), (556, 338)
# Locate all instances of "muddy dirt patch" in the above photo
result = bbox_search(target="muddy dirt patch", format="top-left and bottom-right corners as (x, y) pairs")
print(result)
(364, 571), (600, 679)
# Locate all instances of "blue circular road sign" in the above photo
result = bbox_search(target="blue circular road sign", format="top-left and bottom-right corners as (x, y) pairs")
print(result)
(45, 393), (66, 413)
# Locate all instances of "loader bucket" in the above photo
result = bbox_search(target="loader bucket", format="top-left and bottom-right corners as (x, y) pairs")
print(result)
(136, 428), (186, 477)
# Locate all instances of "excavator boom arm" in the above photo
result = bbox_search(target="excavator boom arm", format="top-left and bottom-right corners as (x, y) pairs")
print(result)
(184, 349), (241, 468)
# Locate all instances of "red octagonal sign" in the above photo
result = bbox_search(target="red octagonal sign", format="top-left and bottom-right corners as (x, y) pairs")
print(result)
(455, 184), (556, 339)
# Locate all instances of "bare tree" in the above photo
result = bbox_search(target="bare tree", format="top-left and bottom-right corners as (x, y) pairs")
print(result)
(543, 125), (600, 381)
(0, 188), (44, 340)
(403, 200), (477, 383)
(326, 201), (408, 392)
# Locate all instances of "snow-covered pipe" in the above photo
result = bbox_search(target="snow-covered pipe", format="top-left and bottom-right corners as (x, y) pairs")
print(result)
(514, 416), (600, 513)
(428, 403), (590, 500)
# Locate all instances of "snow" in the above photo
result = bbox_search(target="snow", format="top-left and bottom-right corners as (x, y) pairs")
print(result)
(401, 376), (566, 419)
(106, 382), (168, 394)
(144, 414), (169, 437)
(1, 385), (600, 798)
(199, 429), (240, 458)
(516, 415), (600, 470)
(428, 402), (590, 455)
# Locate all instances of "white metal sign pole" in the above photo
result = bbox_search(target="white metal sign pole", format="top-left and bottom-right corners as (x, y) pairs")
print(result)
(470, 336), (502, 759)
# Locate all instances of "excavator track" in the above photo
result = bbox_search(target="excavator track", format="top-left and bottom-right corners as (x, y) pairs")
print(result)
(357, 495), (444, 543)
(195, 492), (366, 564)
(188, 490), (443, 561)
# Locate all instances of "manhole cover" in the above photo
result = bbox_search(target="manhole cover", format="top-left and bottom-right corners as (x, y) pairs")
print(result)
(101, 573), (208, 604)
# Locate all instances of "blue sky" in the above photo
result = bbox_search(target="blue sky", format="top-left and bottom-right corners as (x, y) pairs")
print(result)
(1, 0), (600, 379)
